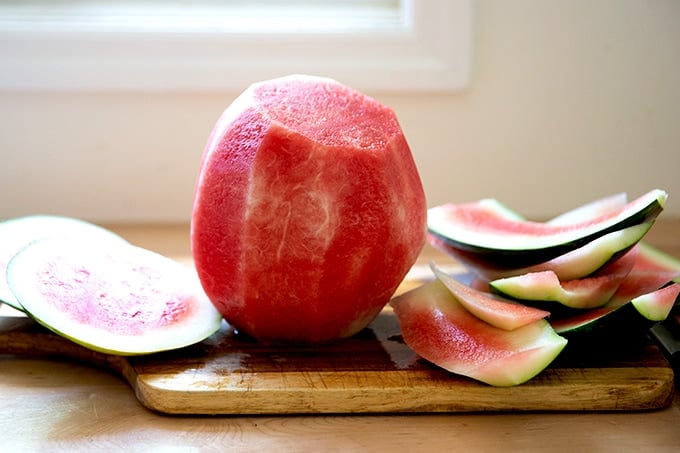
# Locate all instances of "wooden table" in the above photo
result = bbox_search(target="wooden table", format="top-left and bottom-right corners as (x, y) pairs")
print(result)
(2, 220), (680, 452)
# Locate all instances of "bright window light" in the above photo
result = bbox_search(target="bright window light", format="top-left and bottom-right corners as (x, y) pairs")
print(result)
(0, 0), (473, 92)
(0, 0), (407, 33)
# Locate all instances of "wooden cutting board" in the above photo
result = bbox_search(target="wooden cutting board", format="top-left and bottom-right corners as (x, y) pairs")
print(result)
(0, 302), (674, 415)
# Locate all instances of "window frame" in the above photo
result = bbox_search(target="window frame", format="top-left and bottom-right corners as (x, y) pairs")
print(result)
(0, 0), (473, 93)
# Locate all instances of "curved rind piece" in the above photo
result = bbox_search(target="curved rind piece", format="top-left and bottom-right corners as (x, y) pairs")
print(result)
(434, 223), (652, 281)
(430, 262), (550, 331)
(551, 284), (679, 339)
(427, 189), (666, 268)
(488, 247), (638, 309)
(390, 280), (567, 387)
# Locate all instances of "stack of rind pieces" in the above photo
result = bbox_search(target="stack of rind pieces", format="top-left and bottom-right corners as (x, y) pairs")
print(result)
(428, 189), (680, 339)
(390, 190), (680, 387)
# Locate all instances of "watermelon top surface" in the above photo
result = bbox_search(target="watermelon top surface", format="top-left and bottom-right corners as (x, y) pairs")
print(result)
(201, 74), (403, 159)
(427, 189), (666, 267)
(250, 74), (401, 150)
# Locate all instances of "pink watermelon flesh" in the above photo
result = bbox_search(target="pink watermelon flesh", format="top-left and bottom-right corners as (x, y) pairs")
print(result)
(545, 193), (627, 226)
(631, 283), (680, 321)
(427, 189), (666, 267)
(489, 246), (638, 309)
(430, 262), (550, 331)
(191, 74), (426, 343)
(605, 269), (680, 308)
(390, 280), (568, 386)
(603, 242), (680, 307)
(7, 237), (222, 355)
(635, 242), (680, 277)
(0, 215), (127, 310)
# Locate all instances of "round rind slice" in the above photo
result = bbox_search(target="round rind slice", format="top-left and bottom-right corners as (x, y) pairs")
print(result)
(427, 189), (666, 267)
(0, 215), (127, 310)
(7, 237), (222, 356)
(390, 280), (567, 387)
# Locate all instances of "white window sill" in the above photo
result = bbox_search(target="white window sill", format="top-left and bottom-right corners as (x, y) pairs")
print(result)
(0, 0), (473, 93)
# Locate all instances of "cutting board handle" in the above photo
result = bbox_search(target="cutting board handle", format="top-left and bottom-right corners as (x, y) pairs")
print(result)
(0, 316), (134, 383)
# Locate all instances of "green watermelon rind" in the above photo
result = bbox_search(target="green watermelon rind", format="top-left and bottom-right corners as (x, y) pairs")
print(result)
(488, 272), (621, 310)
(427, 189), (666, 268)
(551, 284), (680, 342)
(631, 284), (680, 321)
(6, 237), (223, 356)
(0, 215), (128, 311)
(552, 303), (648, 338)
(431, 222), (653, 281)
(487, 246), (638, 310)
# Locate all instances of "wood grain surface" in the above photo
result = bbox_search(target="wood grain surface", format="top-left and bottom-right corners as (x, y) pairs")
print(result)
(0, 301), (673, 414)
(2, 221), (680, 452)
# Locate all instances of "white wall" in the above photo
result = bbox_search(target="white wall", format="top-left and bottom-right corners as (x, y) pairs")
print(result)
(1, 0), (679, 223)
